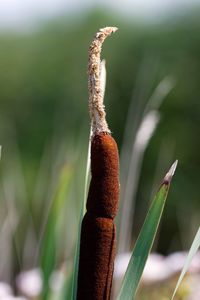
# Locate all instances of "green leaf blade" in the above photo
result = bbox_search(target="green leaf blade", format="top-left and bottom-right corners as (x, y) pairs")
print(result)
(171, 227), (200, 300)
(40, 165), (72, 300)
(117, 160), (178, 300)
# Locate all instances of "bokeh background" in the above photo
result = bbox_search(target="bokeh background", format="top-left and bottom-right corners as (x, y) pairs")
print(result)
(0, 0), (200, 299)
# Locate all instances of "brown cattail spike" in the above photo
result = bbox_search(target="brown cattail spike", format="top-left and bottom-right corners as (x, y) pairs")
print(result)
(77, 27), (119, 300)
(87, 132), (119, 219)
(77, 132), (120, 300)
(78, 215), (116, 299)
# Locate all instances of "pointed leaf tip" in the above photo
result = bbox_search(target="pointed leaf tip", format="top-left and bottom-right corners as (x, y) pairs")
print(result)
(164, 160), (178, 184)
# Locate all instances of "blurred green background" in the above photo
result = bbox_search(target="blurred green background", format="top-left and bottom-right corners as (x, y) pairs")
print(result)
(0, 0), (200, 295)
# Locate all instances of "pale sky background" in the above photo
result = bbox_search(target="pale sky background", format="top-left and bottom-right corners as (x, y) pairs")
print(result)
(0, 0), (200, 30)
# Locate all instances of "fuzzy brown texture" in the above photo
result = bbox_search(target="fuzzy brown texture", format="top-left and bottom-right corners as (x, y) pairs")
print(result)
(77, 132), (119, 300)
(77, 213), (116, 300)
(86, 133), (120, 219)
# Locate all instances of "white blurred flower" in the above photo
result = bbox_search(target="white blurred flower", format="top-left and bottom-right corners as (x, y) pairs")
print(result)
(114, 252), (131, 278)
(166, 251), (200, 274)
(142, 253), (171, 284)
(1, 297), (26, 300)
(16, 268), (42, 298)
(114, 251), (200, 285)
(0, 282), (13, 297)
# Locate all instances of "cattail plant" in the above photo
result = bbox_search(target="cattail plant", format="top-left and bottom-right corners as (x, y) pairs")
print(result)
(77, 27), (119, 300)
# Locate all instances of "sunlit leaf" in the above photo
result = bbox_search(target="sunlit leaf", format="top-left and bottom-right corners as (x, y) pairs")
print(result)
(117, 160), (178, 300)
(171, 227), (200, 300)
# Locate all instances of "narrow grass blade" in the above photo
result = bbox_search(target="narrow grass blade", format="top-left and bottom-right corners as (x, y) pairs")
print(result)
(171, 227), (200, 300)
(62, 129), (91, 300)
(118, 110), (160, 254)
(40, 164), (72, 300)
(117, 160), (178, 300)
(118, 76), (175, 254)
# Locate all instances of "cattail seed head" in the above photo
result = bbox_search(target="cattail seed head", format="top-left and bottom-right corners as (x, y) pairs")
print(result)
(87, 132), (119, 219)
(77, 27), (119, 300)
(88, 27), (118, 135)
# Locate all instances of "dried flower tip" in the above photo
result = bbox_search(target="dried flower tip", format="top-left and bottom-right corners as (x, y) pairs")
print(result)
(100, 59), (106, 100)
(164, 160), (178, 184)
(88, 27), (118, 135)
